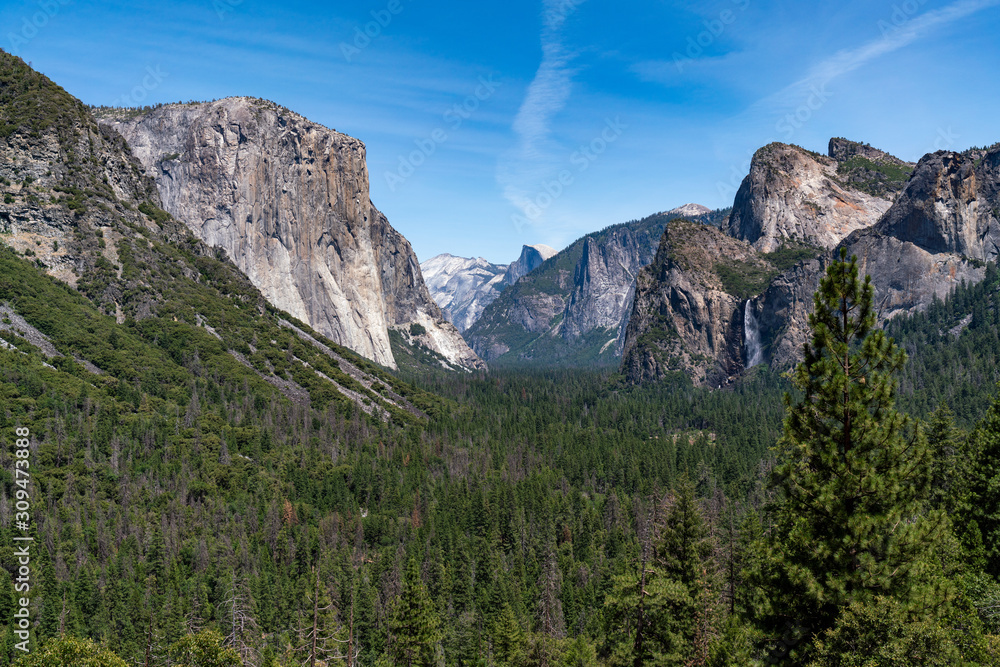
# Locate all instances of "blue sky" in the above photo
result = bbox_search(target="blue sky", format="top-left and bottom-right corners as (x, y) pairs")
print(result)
(5, 0), (1000, 264)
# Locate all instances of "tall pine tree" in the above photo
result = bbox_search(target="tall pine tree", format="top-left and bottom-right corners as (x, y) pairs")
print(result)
(387, 559), (441, 667)
(752, 250), (950, 663)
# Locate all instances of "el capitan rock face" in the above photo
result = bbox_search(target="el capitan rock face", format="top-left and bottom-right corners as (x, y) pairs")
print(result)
(102, 98), (484, 371)
(725, 142), (896, 252)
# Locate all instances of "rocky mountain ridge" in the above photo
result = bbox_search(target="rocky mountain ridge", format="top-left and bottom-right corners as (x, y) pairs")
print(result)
(503, 243), (557, 285)
(419, 253), (508, 332)
(621, 220), (772, 386)
(99, 97), (484, 371)
(725, 141), (899, 253)
(0, 52), (432, 419)
(622, 139), (999, 386)
(466, 206), (729, 365)
(420, 243), (558, 333)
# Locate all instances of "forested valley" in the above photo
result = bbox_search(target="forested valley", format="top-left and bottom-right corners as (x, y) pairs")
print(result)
(3, 217), (1000, 666)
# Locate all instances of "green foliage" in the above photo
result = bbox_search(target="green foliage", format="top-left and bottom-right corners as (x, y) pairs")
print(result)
(762, 242), (821, 273)
(0, 53), (91, 143)
(13, 636), (128, 667)
(388, 559), (441, 667)
(408, 322), (427, 336)
(753, 250), (950, 662)
(137, 201), (172, 225)
(604, 482), (719, 666)
(967, 388), (1000, 577)
(806, 597), (960, 667)
(168, 630), (241, 667)
(835, 155), (914, 196)
(713, 259), (777, 299)
(888, 262), (1000, 426)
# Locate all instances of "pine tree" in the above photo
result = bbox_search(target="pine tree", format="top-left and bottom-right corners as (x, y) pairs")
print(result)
(966, 386), (1000, 576)
(603, 483), (717, 666)
(387, 559), (441, 667)
(753, 249), (950, 662)
(491, 603), (524, 666)
(925, 405), (971, 516)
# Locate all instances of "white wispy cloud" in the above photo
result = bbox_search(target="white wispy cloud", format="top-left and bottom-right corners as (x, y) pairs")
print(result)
(497, 0), (586, 218)
(760, 0), (1000, 114)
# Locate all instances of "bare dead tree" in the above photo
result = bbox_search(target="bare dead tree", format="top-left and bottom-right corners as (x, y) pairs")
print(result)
(222, 576), (261, 667)
(290, 566), (360, 667)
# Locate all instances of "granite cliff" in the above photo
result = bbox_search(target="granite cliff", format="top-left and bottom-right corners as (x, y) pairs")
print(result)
(0, 53), (431, 419)
(466, 206), (727, 366)
(419, 254), (508, 332)
(620, 221), (772, 386)
(725, 141), (903, 252)
(623, 140), (997, 385)
(101, 98), (484, 371)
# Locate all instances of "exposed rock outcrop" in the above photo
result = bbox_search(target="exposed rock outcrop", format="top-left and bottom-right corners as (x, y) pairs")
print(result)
(420, 254), (508, 332)
(874, 148), (1000, 262)
(101, 98), (484, 370)
(621, 221), (773, 386)
(467, 212), (693, 365)
(624, 139), (998, 385)
(667, 203), (713, 219)
(725, 142), (895, 252)
(421, 244), (560, 333)
(503, 244), (557, 285)
(828, 137), (912, 167)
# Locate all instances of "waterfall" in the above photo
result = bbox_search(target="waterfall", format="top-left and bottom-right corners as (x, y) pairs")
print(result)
(744, 301), (763, 368)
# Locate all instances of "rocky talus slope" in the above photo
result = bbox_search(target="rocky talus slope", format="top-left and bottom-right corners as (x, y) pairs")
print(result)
(100, 98), (484, 371)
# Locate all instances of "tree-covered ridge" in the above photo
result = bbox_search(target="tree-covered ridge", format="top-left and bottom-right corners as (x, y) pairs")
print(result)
(889, 261), (1000, 426)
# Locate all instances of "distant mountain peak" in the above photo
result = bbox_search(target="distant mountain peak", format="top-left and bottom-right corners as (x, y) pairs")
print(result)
(421, 243), (560, 333)
(503, 244), (558, 285)
(666, 203), (712, 218)
(525, 243), (557, 258)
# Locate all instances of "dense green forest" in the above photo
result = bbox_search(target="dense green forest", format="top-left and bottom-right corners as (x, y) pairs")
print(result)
(4, 47), (1000, 667)
(3, 227), (1000, 665)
